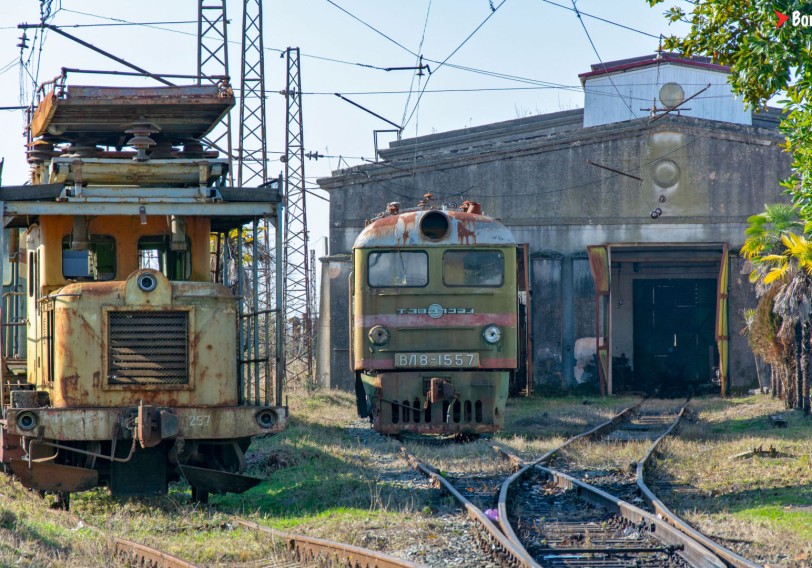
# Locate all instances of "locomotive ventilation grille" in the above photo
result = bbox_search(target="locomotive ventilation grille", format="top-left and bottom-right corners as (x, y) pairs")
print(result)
(107, 311), (189, 385)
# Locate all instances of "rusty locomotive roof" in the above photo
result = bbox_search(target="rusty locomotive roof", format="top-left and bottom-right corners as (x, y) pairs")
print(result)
(30, 84), (234, 145)
(354, 209), (515, 248)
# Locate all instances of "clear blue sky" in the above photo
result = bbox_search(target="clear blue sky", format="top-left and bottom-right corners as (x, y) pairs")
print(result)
(0, 0), (691, 251)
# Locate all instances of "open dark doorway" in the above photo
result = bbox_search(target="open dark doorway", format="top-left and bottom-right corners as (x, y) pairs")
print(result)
(632, 279), (718, 394)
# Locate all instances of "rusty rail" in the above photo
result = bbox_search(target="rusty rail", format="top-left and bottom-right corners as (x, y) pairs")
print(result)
(636, 405), (762, 568)
(496, 398), (645, 546)
(399, 446), (539, 568)
(114, 537), (202, 568)
(495, 398), (738, 567)
(536, 464), (726, 568)
(234, 517), (421, 568)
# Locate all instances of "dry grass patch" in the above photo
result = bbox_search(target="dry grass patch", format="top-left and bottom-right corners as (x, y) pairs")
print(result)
(648, 395), (812, 566)
(0, 472), (113, 567)
(496, 394), (642, 460)
(556, 398), (686, 473)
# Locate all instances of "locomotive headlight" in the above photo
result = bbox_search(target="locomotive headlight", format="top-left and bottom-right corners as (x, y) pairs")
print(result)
(16, 411), (38, 431)
(368, 325), (390, 345)
(256, 409), (277, 429)
(137, 272), (158, 292)
(482, 324), (502, 344)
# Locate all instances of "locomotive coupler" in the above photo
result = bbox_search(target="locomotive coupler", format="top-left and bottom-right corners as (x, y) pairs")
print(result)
(136, 403), (179, 448)
(427, 377), (456, 404)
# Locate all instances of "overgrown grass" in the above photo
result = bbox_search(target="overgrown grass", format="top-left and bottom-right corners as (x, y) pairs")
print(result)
(0, 389), (646, 565)
(650, 394), (812, 565)
(0, 470), (112, 567)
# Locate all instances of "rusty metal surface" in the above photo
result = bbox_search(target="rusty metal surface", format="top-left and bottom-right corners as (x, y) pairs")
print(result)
(234, 517), (421, 568)
(178, 464), (260, 494)
(636, 406), (761, 568)
(536, 466), (726, 568)
(355, 210), (515, 248)
(31, 84), (234, 144)
(114, 537), (202, 568)
(9, 459), (99, 492)
(49, 157), (227, 187)
(497, 400), (645, 556)
(363, 371), (508, 435)
(48, 270), (237, 407)
(5, 405), (285, 440)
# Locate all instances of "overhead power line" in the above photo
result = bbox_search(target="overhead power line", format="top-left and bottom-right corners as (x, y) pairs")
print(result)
(570, 0), (637, 118)
(537, 0), (659, 39)
(403, 0), (510, 128)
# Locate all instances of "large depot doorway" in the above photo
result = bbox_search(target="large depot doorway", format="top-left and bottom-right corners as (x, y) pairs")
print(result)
(632, 279), (718, 393)
(588, 243), (729, 396)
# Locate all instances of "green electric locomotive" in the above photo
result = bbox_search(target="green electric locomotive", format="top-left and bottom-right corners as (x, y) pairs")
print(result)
(351, 199), (519, 435)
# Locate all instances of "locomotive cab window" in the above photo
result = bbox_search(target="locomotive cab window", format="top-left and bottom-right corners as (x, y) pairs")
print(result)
(138, 235), (192, 281)
(443, 250), (504, 287)
(61, 235), (116, 281)
(368, 251), (428, 287)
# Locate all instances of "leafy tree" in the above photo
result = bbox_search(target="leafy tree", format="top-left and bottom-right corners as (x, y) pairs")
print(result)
(648, 0), (812, 217)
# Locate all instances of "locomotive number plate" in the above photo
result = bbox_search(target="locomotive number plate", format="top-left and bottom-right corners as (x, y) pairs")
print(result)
(394, 352), (479, 368)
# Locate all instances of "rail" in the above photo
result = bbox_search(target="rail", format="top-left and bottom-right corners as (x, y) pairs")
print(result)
(496, 398), (644, 546)
(399, 446), (539, 567)
(495, 398), (741, 567)
(636, 405), (762, 568)
(535, 464), (726, 568)
(234, 517), (421, 568)
(114, 537), (202, 568)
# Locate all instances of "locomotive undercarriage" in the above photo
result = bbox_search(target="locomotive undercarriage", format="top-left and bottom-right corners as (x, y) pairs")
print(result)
(358, 371), (509, 435)
(2, 402), (283, 499)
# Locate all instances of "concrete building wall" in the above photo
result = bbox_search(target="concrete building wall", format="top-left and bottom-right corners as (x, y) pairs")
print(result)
(318, 109), (790, 392)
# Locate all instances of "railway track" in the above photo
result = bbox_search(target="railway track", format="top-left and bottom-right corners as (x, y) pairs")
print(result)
(495, 398), (760, 568)
(25, 489), (419, 568)
(110, 517), (421, 568)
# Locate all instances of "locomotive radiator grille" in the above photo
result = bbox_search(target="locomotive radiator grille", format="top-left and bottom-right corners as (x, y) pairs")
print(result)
(107, 311), (189, 385)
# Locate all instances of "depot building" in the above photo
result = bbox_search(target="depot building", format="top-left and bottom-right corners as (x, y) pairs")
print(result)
(317, 54), (790, 395)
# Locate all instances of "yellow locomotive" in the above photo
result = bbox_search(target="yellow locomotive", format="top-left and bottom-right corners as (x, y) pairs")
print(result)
(352, 199), (528, 435)
(0, 81), (285, 502)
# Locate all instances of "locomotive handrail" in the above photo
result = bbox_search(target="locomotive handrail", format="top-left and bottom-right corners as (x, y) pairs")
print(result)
(43, 293), (82, 300)
(29, 429), (137, 465)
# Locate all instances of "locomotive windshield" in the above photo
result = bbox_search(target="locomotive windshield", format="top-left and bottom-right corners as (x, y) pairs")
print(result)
(443, 250), (504, 287)
(368, 251), (428, 287)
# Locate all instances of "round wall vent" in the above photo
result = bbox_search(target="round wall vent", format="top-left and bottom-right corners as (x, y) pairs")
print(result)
(653, 159), (680, 187)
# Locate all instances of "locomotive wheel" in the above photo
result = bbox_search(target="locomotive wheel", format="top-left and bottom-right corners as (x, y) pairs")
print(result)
(191, 486), (209, 504)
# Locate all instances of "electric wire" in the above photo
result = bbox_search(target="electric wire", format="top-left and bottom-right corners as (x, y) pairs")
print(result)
(400, 0), (432, 128)
(538, 0), (659, 39)
(571, 0), (637, 118)
(324, 0), (417, 57)
(40, 4), (674, 108)
(403, 0), (509, 128)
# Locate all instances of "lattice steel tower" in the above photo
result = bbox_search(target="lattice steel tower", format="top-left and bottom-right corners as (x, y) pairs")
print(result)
(283, 47), (313, 385)
(197, 0), (233, 183)
(237, 0), (268, 187)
